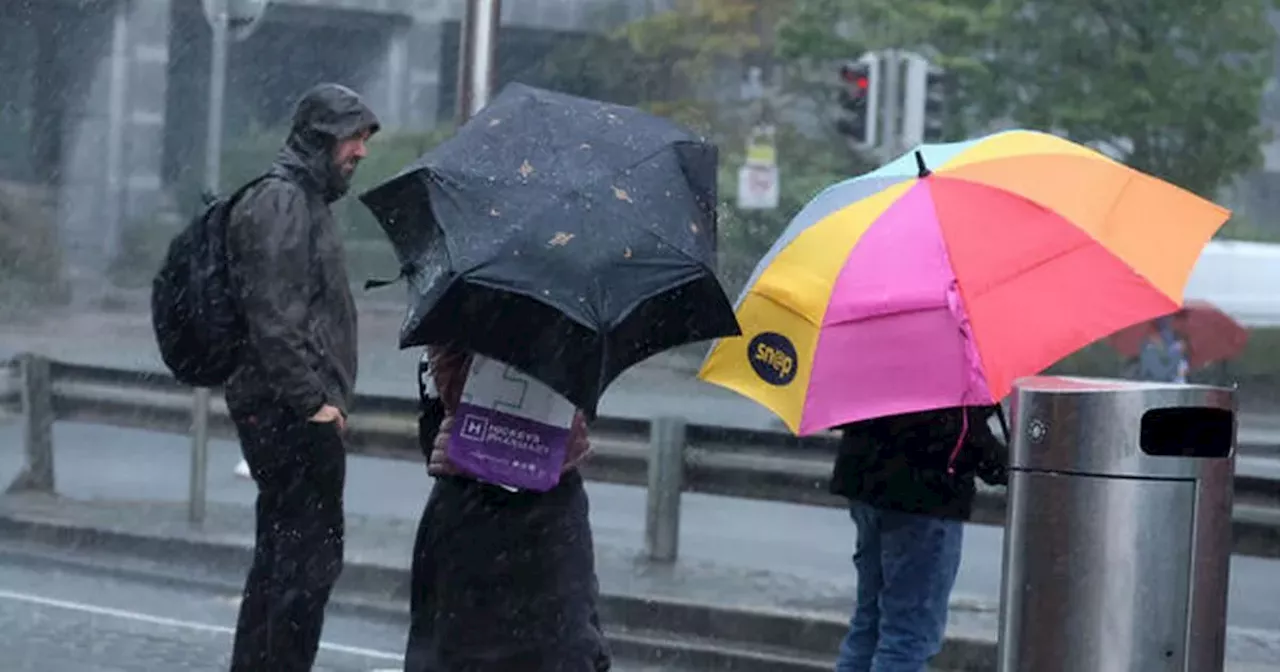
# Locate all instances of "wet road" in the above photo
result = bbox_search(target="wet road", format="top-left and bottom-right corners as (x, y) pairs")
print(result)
(3, 420), (1280, 636)
(0, 540), (405, 672)
(0, 538), (670, 672)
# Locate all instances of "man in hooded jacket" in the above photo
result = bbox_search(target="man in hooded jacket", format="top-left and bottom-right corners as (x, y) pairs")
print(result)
(223, 83), (379, 672)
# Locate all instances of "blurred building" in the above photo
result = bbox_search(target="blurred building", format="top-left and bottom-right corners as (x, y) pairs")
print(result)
(1227, 11), (1280, 233)
(0, 0), (665, 300)
(3, 0), (1279, 301)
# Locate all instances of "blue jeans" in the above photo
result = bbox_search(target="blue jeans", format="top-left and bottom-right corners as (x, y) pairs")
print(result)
(835, 501), (964, 672)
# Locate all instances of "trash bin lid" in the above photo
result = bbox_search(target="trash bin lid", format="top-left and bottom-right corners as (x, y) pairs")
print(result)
(1009, 376), (1235, 478)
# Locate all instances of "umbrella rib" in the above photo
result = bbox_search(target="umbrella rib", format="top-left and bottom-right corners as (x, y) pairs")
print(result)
(930, 173), (1173, 297)
(747, 286), (825, 329)
(462, 275), (603, 331)
(625, 216), (711, 271)
(603, 265), (709, 330)
(431, 143), (712, 271)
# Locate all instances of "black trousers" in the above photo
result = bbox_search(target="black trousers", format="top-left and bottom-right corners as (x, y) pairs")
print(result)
(404, 470), (611, 672)
(228, 405), (346, 672)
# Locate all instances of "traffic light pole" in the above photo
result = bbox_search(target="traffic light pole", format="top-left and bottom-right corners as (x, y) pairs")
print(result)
(190, 0), (229, 527)
(879, 49), (902, 159)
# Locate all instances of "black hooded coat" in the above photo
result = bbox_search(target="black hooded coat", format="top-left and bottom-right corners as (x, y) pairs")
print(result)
(224, 83), (380, 418)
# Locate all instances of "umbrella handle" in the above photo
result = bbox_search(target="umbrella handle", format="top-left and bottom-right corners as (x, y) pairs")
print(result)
(364, 275), (400, 290)
(363, 262), (414, 291)
(995, 404), (1011, 445)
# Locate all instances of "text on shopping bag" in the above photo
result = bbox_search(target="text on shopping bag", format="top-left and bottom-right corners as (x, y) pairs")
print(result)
(447, 355), (576, 492)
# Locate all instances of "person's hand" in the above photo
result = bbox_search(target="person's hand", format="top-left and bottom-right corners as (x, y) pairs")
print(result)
(310, 404), (346, 431)
(977, 459), (1008, 487)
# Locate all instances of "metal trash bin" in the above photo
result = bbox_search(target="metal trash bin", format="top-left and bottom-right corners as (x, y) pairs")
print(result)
(997, 376), (1236, 672)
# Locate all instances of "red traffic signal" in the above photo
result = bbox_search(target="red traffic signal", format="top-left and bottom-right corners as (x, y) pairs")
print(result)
(840, 64), (870, 94)
(836, 56), (877, 146)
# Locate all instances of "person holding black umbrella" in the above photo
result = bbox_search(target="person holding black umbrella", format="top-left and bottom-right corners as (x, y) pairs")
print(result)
(403, 345), (611, 671)
(360, 84), (740, 672)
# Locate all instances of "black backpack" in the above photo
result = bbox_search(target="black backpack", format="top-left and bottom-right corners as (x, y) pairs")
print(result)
(151, 176), (271, 387)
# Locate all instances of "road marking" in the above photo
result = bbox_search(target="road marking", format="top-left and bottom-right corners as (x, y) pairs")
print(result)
(0, 589), (403, 662)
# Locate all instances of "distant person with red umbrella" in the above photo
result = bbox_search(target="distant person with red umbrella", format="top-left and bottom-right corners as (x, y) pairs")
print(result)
(1133, 317), (1186, 382)
(1112, 301), (1248, 381)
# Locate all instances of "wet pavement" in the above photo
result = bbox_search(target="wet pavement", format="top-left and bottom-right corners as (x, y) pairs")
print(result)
(4, 307), (1280, 669)
(0, 540), (674, 672)
(0, 541), (404, 672)
(1, 420), (1279, 668)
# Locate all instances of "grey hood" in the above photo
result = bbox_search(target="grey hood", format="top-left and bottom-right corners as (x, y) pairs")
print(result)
(273, 83), (381, 203)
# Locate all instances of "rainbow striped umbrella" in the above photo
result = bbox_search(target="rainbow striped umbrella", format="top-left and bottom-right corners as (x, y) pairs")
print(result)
(698, 129), (1232, 435)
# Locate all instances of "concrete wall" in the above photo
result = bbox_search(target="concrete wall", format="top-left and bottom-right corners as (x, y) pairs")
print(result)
(376, 0), (671, 133)
(0, 11), (39, 183)
(363, 2), (447, 133)
(34, 0), (173, 301)
(0, 0), (670, 303)
(163, 0), (404, 193)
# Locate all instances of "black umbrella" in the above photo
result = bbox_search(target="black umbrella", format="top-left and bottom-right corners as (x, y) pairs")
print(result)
(360, 83), (741, 416)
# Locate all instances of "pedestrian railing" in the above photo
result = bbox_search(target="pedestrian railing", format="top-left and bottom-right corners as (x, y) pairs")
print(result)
(3, 353), (1280, 560)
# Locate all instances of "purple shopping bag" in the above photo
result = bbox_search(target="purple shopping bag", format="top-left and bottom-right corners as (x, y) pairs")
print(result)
(447, 355), (576, 492)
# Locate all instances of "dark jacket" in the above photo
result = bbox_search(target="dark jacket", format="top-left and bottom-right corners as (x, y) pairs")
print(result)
(224, 84), (380, 418)
(424, 346), (594, 478)
(829, 406), (1009, 520)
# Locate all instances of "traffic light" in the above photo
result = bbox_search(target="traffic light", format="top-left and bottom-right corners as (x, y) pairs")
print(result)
(836, 60), (874, 145)
(923, 68), (948, 143)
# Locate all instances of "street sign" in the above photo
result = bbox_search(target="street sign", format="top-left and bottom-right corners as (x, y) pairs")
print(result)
(745, 124), (777, 166)
(737, 163), (779, 210)
(739, 123), (779, 210)
(740, 123), (779, 210)
(201, 0), (269, 40)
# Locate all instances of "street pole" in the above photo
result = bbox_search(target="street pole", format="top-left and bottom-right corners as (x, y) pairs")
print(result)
(457, 0), (501, 123)
(880, 49), (902, 159)
(189, 0), (230, 526)
(900, 52), (929, 149)
(103, 1), (129, 287)
(205, 4), (228, 199)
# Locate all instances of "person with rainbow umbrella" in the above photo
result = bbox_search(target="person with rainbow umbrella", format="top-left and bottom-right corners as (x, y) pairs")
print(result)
(698, 129), (1232, 671)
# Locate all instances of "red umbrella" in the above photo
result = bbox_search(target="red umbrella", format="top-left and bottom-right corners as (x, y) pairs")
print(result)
(1106, 300), (1248, 369)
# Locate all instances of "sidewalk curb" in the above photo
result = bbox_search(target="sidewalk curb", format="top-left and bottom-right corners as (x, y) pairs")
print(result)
(0, 506), (999, 671)
(7, 506), (1279, 671)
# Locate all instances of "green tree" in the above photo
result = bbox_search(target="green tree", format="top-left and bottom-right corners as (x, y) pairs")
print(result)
(535, 0), (877, 293)
(780, 0), (1004, 142)
(779, 0), (1276, 199)
(536, 0), (785, 130)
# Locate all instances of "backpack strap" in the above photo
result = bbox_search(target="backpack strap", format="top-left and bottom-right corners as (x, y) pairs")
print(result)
(364, 261), (415, 290)
(218, 173), (283, 295)
(418, 349), (445, 458)
(223, 174), (277, 212)
(419, 349), (440, 403)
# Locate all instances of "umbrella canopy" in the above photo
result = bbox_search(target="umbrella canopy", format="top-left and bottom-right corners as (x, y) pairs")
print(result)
(698, 129), (1232, 435)
(1106, 300), (1248, 369)
(360, 83), (740, 416)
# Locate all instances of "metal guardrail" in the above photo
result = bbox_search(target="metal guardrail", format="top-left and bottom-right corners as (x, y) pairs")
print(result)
(2, 353), (1280, 560)
(0, 358), (17, 414)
